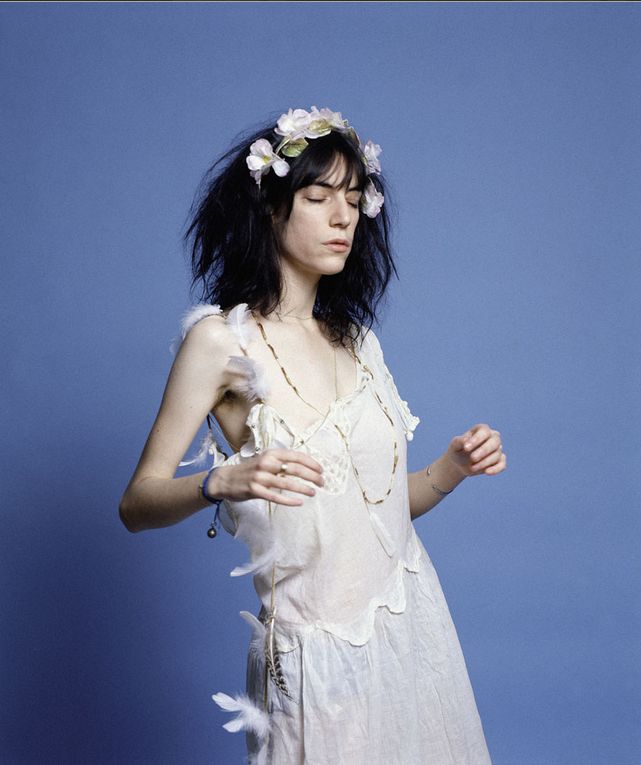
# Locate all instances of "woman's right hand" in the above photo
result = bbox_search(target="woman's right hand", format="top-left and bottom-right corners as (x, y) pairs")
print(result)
(208, 449), (325, 507)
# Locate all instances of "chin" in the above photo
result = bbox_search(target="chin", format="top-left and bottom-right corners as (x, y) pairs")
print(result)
(318, 263), (347, 278)
(318, 253), (350, 276)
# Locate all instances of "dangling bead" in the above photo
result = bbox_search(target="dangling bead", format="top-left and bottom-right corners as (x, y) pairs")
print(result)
(207, 523), (218, 539)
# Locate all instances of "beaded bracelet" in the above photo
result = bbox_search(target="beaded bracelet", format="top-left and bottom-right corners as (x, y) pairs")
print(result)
(200, 465), (223, 538)
(426, 463), (454, 498)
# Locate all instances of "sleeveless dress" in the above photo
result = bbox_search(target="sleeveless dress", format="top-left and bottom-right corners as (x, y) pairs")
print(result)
(178, 304), (492, 765)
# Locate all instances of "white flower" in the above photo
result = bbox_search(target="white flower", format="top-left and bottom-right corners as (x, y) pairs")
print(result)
(362, 140), (382, 175)
(245, 108), (383, 189)
(246, 138), (290, 185)
(360, 179), (384, 218)
(306, 106), (348, 138)
(275, 108), (312, 140)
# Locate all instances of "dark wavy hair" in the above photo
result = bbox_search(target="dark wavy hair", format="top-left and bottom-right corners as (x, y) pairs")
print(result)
(185, 115), (396, 345)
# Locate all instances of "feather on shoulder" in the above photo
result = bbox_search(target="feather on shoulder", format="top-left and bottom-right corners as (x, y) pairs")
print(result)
(226, 303), (256, 351)
(180, 303), (223, 339)
(227, 355), (269, 401)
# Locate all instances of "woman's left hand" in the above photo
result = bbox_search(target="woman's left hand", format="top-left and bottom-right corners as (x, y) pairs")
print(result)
(446, 423), (506, 478)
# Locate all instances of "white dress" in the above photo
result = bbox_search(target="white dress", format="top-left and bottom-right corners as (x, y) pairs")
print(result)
(180, 304), (492, 765)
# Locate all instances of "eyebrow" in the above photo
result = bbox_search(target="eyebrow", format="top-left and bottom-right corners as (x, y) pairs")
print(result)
(310, 181), (362, 193)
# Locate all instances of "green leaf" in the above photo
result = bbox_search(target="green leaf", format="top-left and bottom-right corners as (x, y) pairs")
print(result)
(281, 139), (308, 157)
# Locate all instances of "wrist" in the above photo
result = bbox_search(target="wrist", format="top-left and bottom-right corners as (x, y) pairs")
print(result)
(427, 454), (466, 495)
(200, 465), (224, 504)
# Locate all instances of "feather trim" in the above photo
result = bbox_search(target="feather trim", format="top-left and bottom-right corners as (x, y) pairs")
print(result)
(211, 692), (270, 739)
(226, 303), (255, 351)
(239, 610), (266, 661)
(264, 608), (291, 697)
(227, 355), (269, 401)
(229, 549), (276, 578)
(228, 502), (277, 578)
(180, 303), (223, 339)
(169, 303), (222, 355)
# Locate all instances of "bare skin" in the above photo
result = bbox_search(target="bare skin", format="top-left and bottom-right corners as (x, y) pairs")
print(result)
(119, 158), (506, 533)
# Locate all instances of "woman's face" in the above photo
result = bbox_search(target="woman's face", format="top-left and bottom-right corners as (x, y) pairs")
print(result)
(275, 157), (361, 280)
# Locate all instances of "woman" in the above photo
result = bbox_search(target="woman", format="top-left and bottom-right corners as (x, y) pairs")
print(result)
(120, 107), (506, 764)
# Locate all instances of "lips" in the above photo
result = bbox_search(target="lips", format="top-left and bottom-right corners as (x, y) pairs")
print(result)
(324, 239), (351, 252)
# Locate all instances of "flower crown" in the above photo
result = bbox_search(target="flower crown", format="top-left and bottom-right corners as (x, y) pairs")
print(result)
(245, 107), (384, 218)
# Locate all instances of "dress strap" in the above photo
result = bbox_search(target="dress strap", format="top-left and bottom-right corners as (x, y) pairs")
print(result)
(179, 303), (223, 339)
(360, 328), (420, 441)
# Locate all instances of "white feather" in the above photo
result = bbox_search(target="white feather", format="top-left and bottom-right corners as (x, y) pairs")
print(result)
(178, 430), (221, 468)
(180, 303), (222, 339)
(211, 692), (271, 739)
(169, 304), (222, 355)
(229, 502), (277, 578)
(227, 356), (269, 401)
(230, 548), (276, 578)
(226, 303), (255, 351)
(239, 610), (266, 661)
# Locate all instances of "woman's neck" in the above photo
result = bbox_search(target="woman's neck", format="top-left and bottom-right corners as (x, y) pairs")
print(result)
(274, 262), (319, 321)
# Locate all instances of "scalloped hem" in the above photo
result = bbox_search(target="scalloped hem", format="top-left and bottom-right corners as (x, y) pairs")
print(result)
(260, 531), (425, 652)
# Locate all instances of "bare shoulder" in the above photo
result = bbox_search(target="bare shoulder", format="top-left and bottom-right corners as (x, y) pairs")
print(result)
(178, 312), (237, 361)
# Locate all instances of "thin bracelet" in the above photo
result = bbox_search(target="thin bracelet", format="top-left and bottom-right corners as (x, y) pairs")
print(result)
(425, 463), (454, 497)
(200, 464), (223, 504)
(200, 465), (223, 538)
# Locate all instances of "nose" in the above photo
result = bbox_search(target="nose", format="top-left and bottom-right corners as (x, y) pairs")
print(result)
(330, 195), (353, 228)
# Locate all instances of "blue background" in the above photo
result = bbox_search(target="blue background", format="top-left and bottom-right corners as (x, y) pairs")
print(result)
(2, 3), (640, 763)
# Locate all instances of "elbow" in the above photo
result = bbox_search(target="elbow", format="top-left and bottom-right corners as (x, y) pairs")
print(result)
(119, 492), (142, 533)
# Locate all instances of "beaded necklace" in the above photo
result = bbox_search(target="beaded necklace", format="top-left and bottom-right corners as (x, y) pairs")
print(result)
(253, 316), (400, 703)
(255, 318), (398, 505)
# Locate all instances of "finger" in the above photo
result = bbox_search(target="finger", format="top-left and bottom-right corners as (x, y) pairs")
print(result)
(280, 463), (325, 488)
(469, 434), (502, 463)
(269, 450), (324, 476)
(269, 473), (318, 497)
(451, 434), (469, 452)
(471, 451), (504, 473)
(264, 452), (324, 486)
(461, 427), (483, 452)
(247, 481), (304, 506)
(260, 490), (305, 507)
(483, 454), (507, 475)
(464, 426), (498, 453)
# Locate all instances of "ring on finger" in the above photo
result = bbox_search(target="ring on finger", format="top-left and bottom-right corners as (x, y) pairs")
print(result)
(277, 462), (289, 478)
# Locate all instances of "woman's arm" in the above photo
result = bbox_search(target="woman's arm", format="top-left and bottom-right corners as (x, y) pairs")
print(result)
(408, 423), (506, 521)
(119, 317), (233, 532)
(119, 317), (324, 533)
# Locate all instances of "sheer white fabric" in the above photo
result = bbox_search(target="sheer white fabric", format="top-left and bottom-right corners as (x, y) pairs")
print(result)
(185, 306), (491, 764)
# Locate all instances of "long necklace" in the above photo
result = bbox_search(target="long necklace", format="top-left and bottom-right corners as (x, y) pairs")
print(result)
(255, 318), (398, 505)
(255, 318), (338, 418)
(254, 317), (399, 709)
